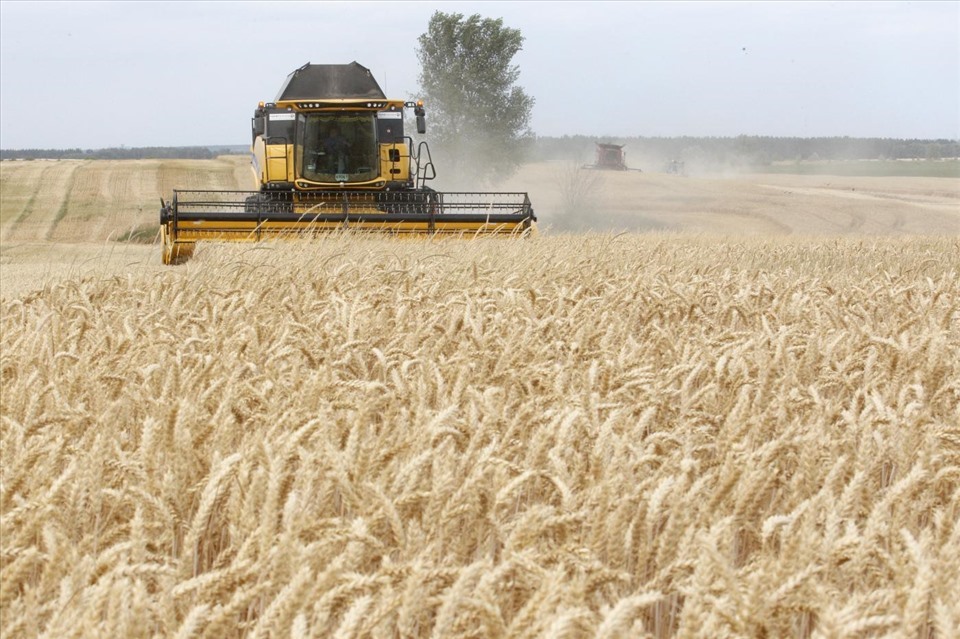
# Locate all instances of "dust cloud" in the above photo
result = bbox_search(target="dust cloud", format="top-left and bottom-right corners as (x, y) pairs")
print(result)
(495, 158), (960, 236)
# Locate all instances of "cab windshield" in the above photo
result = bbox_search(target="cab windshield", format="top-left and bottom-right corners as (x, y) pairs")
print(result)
(300, 113), (378, 184)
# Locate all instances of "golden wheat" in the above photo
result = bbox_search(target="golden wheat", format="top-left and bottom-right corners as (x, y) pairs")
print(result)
(1, 233), (958, 638)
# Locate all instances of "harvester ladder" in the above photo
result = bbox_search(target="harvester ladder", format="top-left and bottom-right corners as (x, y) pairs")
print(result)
(412, 140), (437, 190)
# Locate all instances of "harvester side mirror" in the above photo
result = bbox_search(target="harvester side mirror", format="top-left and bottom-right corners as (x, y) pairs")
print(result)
(416, 114), (426, 134)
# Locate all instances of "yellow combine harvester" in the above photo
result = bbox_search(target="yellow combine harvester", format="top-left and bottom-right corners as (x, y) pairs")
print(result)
(159, 62), (536, 264)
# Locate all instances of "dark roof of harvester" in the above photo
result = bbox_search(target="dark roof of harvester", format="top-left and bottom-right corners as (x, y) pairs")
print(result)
(274, 62), (387, 101)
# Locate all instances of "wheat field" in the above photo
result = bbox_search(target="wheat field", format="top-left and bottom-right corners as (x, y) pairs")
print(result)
(0, 157), (253, 248)
(2, 229), (959, 638)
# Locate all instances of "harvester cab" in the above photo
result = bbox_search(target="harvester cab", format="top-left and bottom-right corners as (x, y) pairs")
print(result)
(159, 62), (536, 264)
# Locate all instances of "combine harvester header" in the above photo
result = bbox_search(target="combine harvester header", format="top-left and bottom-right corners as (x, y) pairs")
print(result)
(159, 62), (536, 264)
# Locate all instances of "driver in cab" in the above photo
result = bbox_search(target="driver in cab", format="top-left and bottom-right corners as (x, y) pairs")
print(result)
(322, 124), (349, 154)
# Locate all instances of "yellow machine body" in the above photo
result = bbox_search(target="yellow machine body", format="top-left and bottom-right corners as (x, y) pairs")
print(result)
(249, 99), (414, 189)
(160, 63), (534, 264)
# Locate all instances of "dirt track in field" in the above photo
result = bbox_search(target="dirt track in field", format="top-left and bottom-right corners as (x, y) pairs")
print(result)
(1, 156), (957, 300)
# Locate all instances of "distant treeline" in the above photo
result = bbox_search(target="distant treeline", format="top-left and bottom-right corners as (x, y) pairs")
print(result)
(532, 135), (960, 165)
(0, 146), (244, 160)
(3, 137), (957, 164)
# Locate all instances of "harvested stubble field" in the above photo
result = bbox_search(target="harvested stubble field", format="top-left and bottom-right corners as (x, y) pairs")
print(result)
(1, 158), (959, 638)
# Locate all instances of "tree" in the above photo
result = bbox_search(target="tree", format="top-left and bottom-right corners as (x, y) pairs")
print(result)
(416, 12), (535, 188)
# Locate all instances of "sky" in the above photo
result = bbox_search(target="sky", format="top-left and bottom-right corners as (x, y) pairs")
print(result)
(1, 0), (958, 149)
